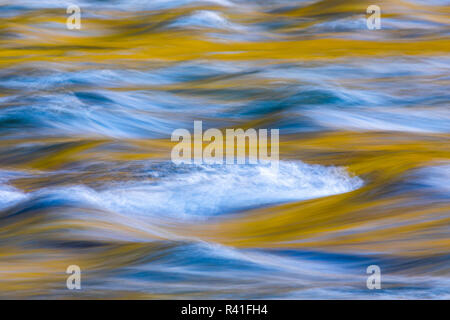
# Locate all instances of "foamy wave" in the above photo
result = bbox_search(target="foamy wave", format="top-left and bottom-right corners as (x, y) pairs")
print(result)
(0, 170), (28, 209)
(169, 10), (242, 30)
(95, 161), (363, 218)
(0, 185), (27, 210)
(0, 161), (362, 219)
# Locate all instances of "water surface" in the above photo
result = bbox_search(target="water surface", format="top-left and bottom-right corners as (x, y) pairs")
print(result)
(0, 0), (449, 299)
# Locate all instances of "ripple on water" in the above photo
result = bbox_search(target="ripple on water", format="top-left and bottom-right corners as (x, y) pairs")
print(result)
(87, 160), (362, 218)
(0, 161), (363, 218)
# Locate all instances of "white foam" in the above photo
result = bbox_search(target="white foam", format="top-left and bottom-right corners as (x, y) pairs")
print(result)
(0, 185), (27, 209)
(97, 161), (363, 218)
(0, 162), (362, 218)
(0, 170), (28, 210)
(169, 10), (242, 30)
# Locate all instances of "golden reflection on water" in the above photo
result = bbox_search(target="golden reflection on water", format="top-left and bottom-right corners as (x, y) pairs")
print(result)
(0, 0), (449, 298)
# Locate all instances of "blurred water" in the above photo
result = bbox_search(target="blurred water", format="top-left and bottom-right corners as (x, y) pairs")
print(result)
(0, 0), (449, 298)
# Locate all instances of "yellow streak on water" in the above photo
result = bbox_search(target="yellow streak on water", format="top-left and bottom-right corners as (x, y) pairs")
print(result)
(1, 132), (449, 258)
(0, 0), (449, 298)
(0, 1), (449, 68)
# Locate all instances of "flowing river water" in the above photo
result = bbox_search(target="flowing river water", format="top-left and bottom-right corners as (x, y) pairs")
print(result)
(0, 0), (449, 299)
